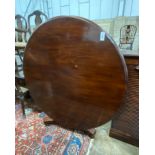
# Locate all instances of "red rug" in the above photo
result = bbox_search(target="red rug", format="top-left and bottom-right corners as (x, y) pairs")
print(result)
(15, 104), (91, 155)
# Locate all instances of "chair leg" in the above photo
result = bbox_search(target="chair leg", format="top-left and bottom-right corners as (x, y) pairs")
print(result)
(130, 44), (133, 50)
(15, 60), (20, 77)
(16, 49), (23, 62)
(21, 100), (26, 117)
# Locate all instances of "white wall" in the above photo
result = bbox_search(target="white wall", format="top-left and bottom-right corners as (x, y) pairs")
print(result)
(16, 0), (139, 19)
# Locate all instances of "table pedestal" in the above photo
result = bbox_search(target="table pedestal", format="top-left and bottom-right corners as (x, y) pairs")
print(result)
(43, 117), (96, 138)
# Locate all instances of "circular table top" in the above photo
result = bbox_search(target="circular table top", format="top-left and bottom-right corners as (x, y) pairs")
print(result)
(24, 16), (127, 130)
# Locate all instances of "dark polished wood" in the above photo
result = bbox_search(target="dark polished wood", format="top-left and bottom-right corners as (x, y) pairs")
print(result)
(24, 16), (127, 130)
(110, 55), (139, 146)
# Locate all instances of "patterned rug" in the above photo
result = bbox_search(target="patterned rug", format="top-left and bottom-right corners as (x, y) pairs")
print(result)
(15, 104), (91, 155)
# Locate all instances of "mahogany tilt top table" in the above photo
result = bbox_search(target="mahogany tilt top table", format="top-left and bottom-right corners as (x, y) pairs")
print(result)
(24, 16), (128, 130)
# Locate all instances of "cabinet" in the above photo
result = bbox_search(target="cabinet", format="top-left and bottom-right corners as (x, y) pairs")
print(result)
(109, 55), (139, 146)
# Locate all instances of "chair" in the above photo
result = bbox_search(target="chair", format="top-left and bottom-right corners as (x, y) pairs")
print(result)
(119, 25), (137, 50)
(28, 10), (48, 35)
(15, 14), (28, 77)
(15, 15), (37, 116)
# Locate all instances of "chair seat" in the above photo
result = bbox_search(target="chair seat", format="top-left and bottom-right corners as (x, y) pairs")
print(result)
(15, 42), (26, 49)
(20, 87), (29, 93)
(120, 38), (134, 44)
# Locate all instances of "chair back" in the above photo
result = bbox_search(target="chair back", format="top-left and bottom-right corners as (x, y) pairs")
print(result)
(119, 25), (137, 50)
(28, 10), (48, 35)
(15, 15), (28, 42)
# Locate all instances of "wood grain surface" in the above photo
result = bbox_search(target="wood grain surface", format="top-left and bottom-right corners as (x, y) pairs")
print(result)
(24, 16), (127, 130)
